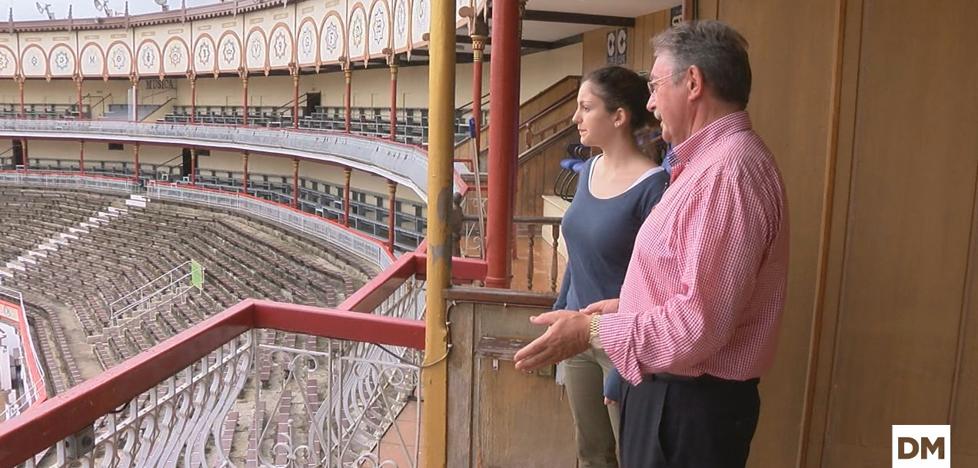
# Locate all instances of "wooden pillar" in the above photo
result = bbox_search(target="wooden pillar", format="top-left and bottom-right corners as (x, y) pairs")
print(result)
(240, 68), (249, 126)
(387, 180), (397, 253)
(471, 21), (488, 150)
(16, 74), (25, 118)
(132, 143), (140, 182)
(190, 148), (197, 185)
(21, 140), (28, 173)
(242, 151), (249, 194)
(389, 62), (398, 141)
(291, 63), (301, 128)
(130, 74), (139, 122)
(485, 0), (524, 289)
(74, 73), (84, 119)
(188, 71), (197, 124)
(343, 167), (352, 227)
(343, 66), (352, 133)
(472, 35), (487, 145)
(292, 159), (300, 209)
(682, 0), (695, 20)
(79, 140), (85, 175)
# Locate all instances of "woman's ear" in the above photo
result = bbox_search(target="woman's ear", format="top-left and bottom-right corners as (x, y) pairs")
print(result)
(614, 108), (628, 129)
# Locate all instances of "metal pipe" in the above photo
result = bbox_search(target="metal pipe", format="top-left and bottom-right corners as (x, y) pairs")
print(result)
(419, 0), (455, 465)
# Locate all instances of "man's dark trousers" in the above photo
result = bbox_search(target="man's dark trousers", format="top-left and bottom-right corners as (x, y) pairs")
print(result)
(618, 374), (760, 468)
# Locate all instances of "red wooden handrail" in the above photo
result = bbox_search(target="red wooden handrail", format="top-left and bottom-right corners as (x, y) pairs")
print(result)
(339, 252), (487, 312)
(0, 299), (426, 467)
(520, 89), (577, 131)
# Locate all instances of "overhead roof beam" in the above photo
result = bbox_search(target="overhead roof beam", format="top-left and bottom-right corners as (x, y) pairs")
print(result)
(487, 8), (636, 27)
(456, 34), (554, 50)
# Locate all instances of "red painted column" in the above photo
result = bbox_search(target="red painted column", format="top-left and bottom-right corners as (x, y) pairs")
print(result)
(343, 167), (352, 226)
(188, 72), (197, 124)
(344, 66), (352, 133)
(485, 0), (523, 288)
(387, 180), (397, 253)
(242, 151), (249, 194)
(79, 140), (85, 175)
(292, 158), (300, 209)
(132, 143), (140, 182)
(389, 63), (398, 140)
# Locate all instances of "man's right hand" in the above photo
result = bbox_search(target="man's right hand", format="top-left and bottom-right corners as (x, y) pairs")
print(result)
(581, 298), (619, 315)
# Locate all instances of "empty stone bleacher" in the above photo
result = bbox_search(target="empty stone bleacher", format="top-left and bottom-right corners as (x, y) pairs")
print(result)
(1, 188), (371, 374)
(161, 104), (471, 145)
(0, 102), (89, 120)
(1, 187), (404, 465)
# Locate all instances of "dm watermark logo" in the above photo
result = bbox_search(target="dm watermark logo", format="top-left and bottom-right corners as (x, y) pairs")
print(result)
(892, 425), (950, 467)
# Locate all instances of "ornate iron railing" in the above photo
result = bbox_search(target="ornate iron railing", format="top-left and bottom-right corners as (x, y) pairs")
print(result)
(0, 252), (487, 467)
(0, 171), (136, 194)
(0, 300), (425, 468)
(147, 182), (396, 270)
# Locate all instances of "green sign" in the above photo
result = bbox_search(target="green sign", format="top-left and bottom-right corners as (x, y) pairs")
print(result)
(190, 260), (204, 290)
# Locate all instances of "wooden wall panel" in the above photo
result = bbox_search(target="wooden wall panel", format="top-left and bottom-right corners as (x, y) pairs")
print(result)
(581, 10), (673, 76)
(517, 76), (579, 123)
(800, 0), (865, 465)
(821, 0), (978, 466)
(633, 10), (671, 74)
(701, 0), (978, 466)
(515, 126), (576, 217)
(952, 175), (978, 466)
(445, 291), (576, 467)
(712, 0), (840, 466)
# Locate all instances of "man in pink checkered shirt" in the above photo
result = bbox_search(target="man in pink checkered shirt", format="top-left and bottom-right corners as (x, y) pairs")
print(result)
(515, 20), (789, 467)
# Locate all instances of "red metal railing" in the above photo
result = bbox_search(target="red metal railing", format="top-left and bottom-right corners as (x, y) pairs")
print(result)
(0, 247), (486, 467)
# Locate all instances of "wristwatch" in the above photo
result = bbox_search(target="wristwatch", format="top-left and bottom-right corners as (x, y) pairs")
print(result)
(589, 314), (603, 349)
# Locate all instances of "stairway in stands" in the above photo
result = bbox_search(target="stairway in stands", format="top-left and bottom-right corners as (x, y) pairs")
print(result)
(455, 75), (582, 258)
(0, 194), (149, 283)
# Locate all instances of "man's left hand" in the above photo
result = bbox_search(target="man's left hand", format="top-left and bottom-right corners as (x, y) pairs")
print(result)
(514, 311), (591, 372)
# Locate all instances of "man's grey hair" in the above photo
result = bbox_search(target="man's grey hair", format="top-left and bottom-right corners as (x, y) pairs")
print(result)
(652, 20), (752, 109)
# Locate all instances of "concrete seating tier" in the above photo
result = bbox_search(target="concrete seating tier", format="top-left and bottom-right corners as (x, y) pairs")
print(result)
(2, 189), (370, 375)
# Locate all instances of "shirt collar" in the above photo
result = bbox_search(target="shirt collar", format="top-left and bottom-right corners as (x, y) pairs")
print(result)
(668, 111), (753, 179)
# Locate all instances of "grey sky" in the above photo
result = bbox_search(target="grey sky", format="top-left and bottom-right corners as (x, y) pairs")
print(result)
(4, 0), (222, 21)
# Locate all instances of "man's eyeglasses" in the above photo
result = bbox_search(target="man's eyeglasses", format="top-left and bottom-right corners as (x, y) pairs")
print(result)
(647, 69), (685, 96)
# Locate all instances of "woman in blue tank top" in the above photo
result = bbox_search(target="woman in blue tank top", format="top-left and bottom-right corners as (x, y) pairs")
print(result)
(555, 66), (669, 468)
